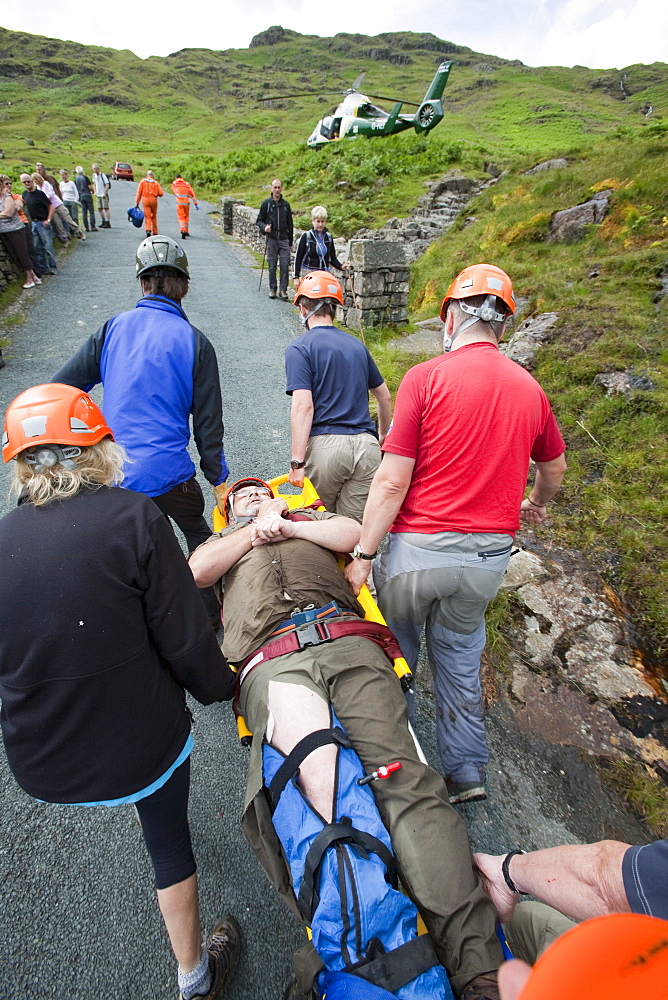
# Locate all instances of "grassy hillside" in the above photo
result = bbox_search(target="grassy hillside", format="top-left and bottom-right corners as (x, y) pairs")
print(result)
(405, 123), (667, 657)
(0, 26), (666, 177)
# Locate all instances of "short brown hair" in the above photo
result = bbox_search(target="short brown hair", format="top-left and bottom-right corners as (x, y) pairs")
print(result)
(297, 295), (337, 320)
(140, 270), (189, 302)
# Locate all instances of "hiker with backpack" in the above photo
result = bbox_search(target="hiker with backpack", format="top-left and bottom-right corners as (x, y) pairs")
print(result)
(294, 205), (351, 279)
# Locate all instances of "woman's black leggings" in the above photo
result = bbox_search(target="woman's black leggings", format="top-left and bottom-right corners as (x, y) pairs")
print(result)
(135, 756), (196, 890)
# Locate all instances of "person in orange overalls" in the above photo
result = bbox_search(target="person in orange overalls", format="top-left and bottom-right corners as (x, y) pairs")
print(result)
(135, 171), (164, 237)
(171, 175), (198, 240)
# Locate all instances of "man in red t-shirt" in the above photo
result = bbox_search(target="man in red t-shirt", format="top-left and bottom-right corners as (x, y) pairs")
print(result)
(346, 264), (566, 806)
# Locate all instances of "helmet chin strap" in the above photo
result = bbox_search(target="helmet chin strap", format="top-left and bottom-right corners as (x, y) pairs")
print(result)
(300, 302), (326, 327)
(443, 295), (507, 352)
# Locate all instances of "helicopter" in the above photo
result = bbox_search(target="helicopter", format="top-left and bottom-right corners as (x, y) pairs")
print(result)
(261, 61), (453, 147)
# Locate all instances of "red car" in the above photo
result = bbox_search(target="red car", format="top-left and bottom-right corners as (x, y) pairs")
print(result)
(112, 162), (134, 181)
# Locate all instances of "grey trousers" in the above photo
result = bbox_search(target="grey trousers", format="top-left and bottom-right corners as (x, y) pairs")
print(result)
(374, 530), (512, 783)
(266, 237), (290, 293)
(238, 633), (503, 993)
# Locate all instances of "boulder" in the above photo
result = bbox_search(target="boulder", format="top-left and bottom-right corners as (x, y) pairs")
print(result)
(594, 371), (655, 396)
(502, 312), (559, 368)
(548, 190), (612, 243)
(524, 158), (569, 175)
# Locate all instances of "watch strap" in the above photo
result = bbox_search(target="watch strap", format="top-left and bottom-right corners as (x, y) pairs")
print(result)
(353, 545), (377, 561)
(501, 850), (526, 894)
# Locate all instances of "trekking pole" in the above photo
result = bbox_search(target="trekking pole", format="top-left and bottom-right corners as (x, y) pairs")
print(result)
(347, 265), (365, 344)
(258, 237), (268, 291)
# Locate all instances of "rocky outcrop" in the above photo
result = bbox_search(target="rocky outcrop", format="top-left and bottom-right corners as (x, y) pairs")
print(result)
(353, 173), (487, 263)
(501, 312), (559, 368)
(249, 25), (286, 47)
(594, 371), (655, 396)
(501, 547), (666, 772)
(524, 158), (569, 175)
(547, 190), (612, 243)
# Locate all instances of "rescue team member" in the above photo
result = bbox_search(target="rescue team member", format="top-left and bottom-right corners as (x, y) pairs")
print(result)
(172, 174), (199, 239)
(188, 478), (507, 1000)
(136, 169), (164, 237)
(52, 236), (228, 628)
(293, 205), (351, 279)
(256, 177), (293, 300)
(287, 271), (391, 524)
(0, 384), (240, 1000)
(346, 264), (567, 805)
(497, 914), (668, 1000)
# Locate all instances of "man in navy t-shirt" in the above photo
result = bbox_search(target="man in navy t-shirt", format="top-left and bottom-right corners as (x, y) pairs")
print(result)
(286, 271), (391, 524)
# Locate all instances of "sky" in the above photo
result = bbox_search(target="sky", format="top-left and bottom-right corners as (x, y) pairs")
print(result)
(1, 0), (667, 69)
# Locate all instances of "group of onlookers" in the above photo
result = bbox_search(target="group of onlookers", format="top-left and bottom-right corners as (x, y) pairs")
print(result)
(0, 162), (112, 292)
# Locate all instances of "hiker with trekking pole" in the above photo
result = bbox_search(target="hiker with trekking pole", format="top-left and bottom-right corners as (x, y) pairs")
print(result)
(256, 178), (293, 300)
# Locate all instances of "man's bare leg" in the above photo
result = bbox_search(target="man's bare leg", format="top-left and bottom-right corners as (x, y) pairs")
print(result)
(267, 680), (337, 822)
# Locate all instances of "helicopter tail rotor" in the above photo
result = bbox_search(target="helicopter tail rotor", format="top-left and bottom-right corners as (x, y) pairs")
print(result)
(414, 99), (444, 134)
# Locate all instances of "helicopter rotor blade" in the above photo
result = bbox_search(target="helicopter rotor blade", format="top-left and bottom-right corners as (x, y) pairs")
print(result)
(351, 71), (366, 91)
(259, 91), (343, 101)
(365, 93), (420, 107)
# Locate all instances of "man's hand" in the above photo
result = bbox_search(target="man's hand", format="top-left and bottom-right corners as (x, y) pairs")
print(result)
(519, 498), (547, 524)
(472, 853), (519, 923)
(212, 482), (228, 513)
(264, 223), (271, 233)
(344, 557), (372, 596)
(288, 467), (305, 489)
(250, 498), (292, 546)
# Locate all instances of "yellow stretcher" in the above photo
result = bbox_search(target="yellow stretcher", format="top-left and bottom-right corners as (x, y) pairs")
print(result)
(215, 475), (413, 744)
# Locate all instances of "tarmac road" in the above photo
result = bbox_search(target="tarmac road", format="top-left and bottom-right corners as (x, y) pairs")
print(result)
(0, 180), (650, 999)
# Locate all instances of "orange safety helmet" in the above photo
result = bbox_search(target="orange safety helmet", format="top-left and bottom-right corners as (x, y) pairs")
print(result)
(439, 263), (515, 322)
(222, 477), (274, 524)
(2, 383), (113, 464)
(294, 270), (344, 307)
(510, 913), (668, 1000)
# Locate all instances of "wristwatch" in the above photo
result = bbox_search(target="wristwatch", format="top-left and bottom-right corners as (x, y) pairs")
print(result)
(353, 544), (377, 561)
(290, 460), (306, 470)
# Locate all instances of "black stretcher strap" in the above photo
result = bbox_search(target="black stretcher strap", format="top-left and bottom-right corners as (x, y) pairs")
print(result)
(348, 934), (441, 993)
(268, 727), (352, 812)
(297, 820), (398, 921)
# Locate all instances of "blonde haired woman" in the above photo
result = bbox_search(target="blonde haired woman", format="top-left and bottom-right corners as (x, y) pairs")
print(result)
(0, 383), (240, 1000)
(294, 205), (351, 279)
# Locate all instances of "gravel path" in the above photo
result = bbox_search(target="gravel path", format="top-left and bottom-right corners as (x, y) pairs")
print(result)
(0, 181), (649, 999)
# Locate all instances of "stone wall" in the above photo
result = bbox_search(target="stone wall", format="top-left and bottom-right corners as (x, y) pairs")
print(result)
(341, 240), (409, 330)
(0, 240), (23, 294)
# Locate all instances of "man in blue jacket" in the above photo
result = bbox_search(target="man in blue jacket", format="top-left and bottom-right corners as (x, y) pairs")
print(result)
(53, 235), (228, 625)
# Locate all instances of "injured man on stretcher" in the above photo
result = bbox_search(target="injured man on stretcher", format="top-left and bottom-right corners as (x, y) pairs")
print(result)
(188, 478), (504, 1000)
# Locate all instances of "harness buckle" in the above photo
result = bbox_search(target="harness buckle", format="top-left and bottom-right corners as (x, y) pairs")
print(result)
(296, 621), (331, 649)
